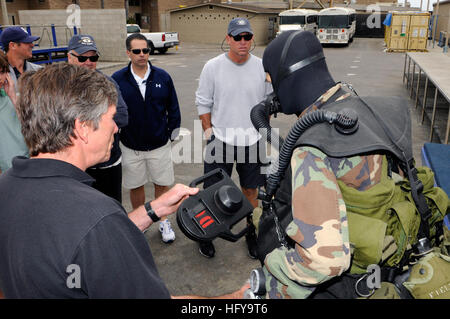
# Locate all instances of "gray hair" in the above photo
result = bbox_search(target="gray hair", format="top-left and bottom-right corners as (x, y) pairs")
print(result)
(17, 63), (118, 157)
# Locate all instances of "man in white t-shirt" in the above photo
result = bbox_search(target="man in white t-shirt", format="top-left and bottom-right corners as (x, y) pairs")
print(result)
(195, 18), (272, 258)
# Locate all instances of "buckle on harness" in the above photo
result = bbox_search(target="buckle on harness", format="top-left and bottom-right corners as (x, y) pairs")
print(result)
(413, 237), (433, 257)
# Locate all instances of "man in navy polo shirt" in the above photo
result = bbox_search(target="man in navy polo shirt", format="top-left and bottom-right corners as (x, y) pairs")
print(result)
(0, 64), (207, 298)
(112, 33), (181, 244)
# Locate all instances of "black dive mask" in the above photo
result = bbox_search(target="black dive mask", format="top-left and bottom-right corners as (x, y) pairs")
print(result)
(263, 30), (336, 115)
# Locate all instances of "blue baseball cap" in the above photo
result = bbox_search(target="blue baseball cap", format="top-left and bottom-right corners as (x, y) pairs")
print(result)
(227, 18), (253, 36)
(0, 26), (40, 48)
(68, 35), (99, 55)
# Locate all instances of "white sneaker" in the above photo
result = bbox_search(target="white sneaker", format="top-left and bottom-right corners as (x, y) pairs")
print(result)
(159, 219), (175, 243)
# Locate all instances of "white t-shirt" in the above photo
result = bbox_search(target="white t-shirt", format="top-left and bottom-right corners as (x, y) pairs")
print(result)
(195, 53), (272, 146)
(130, 63), (151, 99)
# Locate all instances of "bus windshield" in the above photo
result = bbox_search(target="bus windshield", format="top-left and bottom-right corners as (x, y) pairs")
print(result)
(318, 15), (349, 28)
(280, 16), (306, 25)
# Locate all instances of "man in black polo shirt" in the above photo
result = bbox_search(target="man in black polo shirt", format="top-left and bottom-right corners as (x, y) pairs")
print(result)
(0, 64), (246, 299)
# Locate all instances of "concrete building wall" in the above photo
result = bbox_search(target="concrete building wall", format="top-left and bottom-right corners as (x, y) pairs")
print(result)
(243, 0), (396, 6)
(38, 0), (125, 10)
(1, 0), (126, 24)
(434, 2), (450, 40)
(1, 0), (29, 25)
(171, 6), (276, 45)
(18, 9), (128, 62)
(147, 0), (224, 32)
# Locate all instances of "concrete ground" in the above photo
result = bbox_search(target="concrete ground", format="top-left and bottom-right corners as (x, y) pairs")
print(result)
(98, 38), (447, 297)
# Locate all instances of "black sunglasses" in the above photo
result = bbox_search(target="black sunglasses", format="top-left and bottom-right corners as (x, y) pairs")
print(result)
(230, 34), (253, 42)
(70, 53), (99, 62)
(130, 48), (150, 55)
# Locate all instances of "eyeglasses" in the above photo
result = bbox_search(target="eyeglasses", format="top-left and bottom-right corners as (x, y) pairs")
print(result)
(229, 34), (253, 42)
(70, 53), (99, 63)
(130, 48), (150, 55)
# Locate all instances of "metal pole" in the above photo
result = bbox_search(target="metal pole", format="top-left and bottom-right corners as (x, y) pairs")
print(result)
(407, 56), (411, 89)
(1, 0), (8, 25)
(421, 77), (429, 124)
(410, 62), (416, 97)
(51, 24), (57, 47)
(445, 106), (450, 144)
(429, 87), (439, 141)
(432, 0), (440, 48)
(125, 0), (129, 22)
(444, 33), (449, 53)
(426, 0), (431, 47)
(415, 69), (421, 108)
(403, 53), (408, 84)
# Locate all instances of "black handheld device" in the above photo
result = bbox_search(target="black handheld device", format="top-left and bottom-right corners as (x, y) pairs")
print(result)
(176, 168), (254, 242)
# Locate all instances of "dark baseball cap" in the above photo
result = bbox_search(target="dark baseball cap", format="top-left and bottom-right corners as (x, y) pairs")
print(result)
(68, 35), (99, 55)
(227, 18), (253, 36)
(0, 26), (40, 47)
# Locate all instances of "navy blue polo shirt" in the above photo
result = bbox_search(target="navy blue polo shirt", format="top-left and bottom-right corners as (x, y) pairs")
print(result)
(0, 157), (170, 298)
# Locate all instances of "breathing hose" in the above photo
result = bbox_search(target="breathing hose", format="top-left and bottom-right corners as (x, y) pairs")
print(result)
(260, 109), (358, 200)
(250, 94), (285, 149)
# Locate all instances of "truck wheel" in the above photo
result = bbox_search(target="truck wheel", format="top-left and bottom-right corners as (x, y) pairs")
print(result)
(157, 48), (168, 54)
(147, 41), (155, 55)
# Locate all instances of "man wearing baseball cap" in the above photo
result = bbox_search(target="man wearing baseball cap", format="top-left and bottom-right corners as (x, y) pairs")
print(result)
(195, 18), (272, 258)
(0, 26), (42, 91)
(67, 34), (128, 205)
(67, 34), (100, 71)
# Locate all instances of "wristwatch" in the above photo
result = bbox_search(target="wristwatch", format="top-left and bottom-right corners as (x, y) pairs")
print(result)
(144, 201), (160, 222)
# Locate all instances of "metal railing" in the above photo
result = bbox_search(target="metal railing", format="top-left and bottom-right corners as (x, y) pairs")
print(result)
(0, 24), (80, 48)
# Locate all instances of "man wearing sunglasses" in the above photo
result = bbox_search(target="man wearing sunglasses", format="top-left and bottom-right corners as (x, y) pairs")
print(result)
(195, 18), (273, 258)
(112, 33), (181, 244)
(67, 34), (128, 204)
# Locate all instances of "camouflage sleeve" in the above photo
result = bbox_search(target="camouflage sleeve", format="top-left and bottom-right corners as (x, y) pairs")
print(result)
(263, 146), (351, 299)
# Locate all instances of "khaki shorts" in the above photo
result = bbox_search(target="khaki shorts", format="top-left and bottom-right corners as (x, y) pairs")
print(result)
(120, 141), (174, 189)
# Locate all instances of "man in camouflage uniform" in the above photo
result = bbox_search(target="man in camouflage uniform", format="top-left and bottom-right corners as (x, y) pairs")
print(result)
(253, 30), (449, 299)
(261, 84), (354, 298)
(264, 145), (383, 298)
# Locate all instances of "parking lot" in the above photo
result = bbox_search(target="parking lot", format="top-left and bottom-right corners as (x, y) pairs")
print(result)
(100, 37), (432, 297)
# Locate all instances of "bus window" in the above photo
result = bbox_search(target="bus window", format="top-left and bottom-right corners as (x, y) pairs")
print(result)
(280, 15), (306, 25)
(318, 15), (349, 28)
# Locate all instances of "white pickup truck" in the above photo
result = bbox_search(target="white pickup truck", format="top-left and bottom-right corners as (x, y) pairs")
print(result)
(126, 24), (179, 54)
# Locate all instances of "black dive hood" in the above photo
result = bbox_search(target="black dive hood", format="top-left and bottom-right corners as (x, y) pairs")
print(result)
(263, 30), (336, 115)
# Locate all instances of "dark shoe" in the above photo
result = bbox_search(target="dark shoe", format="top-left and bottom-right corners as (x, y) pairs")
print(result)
(245, 228), (258, 259)
(199, 241), (215, 258)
